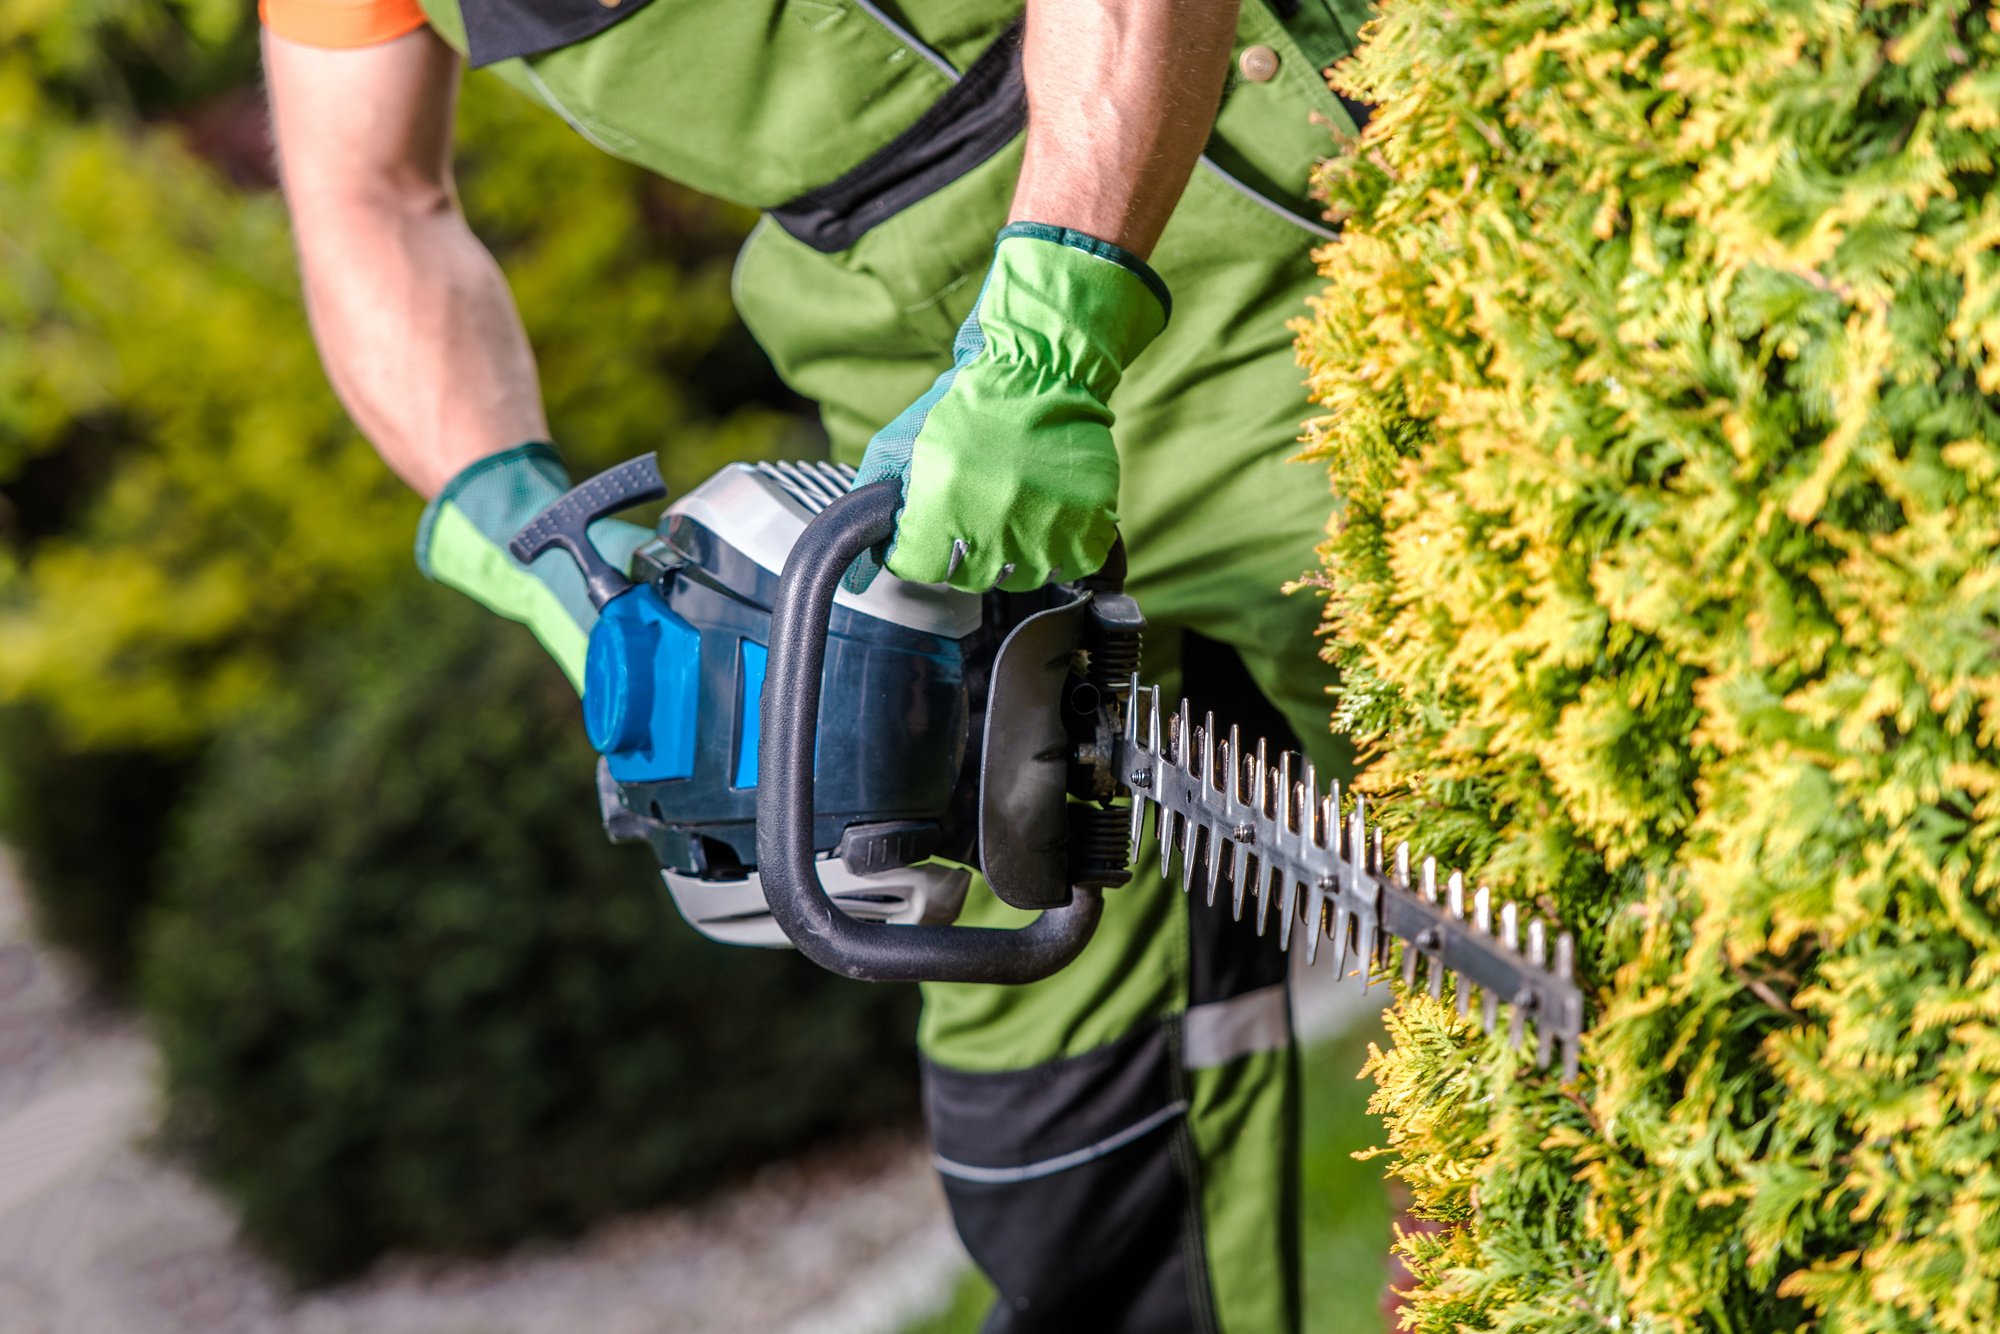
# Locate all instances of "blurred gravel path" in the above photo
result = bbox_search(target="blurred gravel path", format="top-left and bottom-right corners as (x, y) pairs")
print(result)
(0, 851), (1377, 1334)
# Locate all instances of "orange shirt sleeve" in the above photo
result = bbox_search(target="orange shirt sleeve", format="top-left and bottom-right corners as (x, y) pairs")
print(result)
(260, 0), (429, 48)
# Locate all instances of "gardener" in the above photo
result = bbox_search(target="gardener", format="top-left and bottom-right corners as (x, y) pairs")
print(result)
(261, 0), (1368, 1326)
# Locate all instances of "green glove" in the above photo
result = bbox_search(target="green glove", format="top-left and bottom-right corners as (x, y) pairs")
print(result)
(415, 443), (651, 692)
(846, 222), (1169, 594)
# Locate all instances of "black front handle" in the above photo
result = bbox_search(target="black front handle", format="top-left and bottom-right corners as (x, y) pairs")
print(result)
(755, 481), (1102, 984)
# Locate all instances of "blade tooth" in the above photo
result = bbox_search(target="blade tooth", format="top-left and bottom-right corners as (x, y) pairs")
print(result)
(1344, 803), (1365, 905)
(1356, 919), (1377, 986)
(1503, 904), (1527, 1049)
(1253, 737), (1269, 817)
(1331, 904), (1350, 978)
(1158, 806), (1176, 884)
(1445, 872), (1467, 1010)
(1345, 798), (1368, 988)
(1278, 753), (1295, 834)
(1296, 760), (1312, 844)
(1474, 887), (1498, 1032)
(1230, 840), (1252, 920)
(1255, 860), (1274, 936)
(1394, 840), (1411, 887)
(1143, 687), (1166, 870)
(1556, 932), (1578, 1081)
(1417, 857), (1444, 995)
(1125, 680), (1149, 860)
(1216, 725), (1244, 916)
(1278, 874), (1300, 951)
(1180, 817), (1201, 899)
(1400, 871), (1427, 988)
(1303, 880), (1324, 965)
(1204, 824), (1225, 907)
(1528, 921), (1551, 1069)
(1201, 711), (1218, 791)
(1300, 765), (1320, 950)
(1177, 697), (1194, 772)
(1372, 825), (1385, 876)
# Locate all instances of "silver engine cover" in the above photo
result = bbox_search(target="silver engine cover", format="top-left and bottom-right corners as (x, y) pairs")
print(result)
(661, 860), (972, 949)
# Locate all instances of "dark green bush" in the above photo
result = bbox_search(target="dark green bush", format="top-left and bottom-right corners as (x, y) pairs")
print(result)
(0, 707), (189, 991)
(142, 586), (919, 1283)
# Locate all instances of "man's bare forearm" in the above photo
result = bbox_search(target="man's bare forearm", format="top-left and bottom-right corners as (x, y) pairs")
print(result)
(266, 28), (546, 499)
(1010, 0), (1240, 259)
(288, 193), (547, 497)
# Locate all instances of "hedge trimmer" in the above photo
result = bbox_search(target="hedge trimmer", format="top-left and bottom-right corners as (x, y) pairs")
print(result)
(515, 455), (1584, 1078)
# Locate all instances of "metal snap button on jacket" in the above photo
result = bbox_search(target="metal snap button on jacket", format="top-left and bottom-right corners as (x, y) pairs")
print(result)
(1238, 44), (1280, 83)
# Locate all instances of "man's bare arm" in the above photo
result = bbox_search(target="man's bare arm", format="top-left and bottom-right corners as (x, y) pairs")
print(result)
(1010, 0), (1240, 259)
(265, 26), (546, 498)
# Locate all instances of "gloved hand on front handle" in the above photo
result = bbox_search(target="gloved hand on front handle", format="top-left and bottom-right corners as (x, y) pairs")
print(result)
(844, 223), (1169, 594)
(415, 443), (650, 692)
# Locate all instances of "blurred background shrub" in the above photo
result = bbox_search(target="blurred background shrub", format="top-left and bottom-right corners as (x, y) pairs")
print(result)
(145, 588), (918, 1283)
(0, 0), (918, 1283)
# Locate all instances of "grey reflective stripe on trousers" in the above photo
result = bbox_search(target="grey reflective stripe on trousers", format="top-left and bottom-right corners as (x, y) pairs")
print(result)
(928, 986), (1288, 1184)
(1182, 983), (1290, 1070)
(931, 1099), (1190, 1184)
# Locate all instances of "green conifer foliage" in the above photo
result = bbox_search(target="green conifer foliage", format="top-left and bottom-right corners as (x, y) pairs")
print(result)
(1298, 2), (2000, 1329)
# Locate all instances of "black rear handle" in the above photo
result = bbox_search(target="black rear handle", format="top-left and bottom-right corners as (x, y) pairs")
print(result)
(755, 481), (1102, 984)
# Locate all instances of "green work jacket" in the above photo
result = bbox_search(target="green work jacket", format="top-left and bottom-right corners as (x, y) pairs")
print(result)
(414, 0), (1367, 453)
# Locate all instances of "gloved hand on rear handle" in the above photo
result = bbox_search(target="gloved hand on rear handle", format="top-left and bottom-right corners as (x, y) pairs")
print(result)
(415, 443), (650, 691)
(844, 223), (1169, 595)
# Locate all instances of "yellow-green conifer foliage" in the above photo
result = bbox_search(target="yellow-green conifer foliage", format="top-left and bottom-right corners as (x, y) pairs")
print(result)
(1299, 2), (2000, 1329)
(0, 8), (786, 749)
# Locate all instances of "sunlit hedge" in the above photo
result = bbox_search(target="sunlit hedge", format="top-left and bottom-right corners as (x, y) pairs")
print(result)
(1300, 2), (2000, 1329)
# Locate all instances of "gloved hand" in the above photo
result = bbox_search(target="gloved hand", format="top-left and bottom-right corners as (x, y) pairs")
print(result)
(845, 222), (1169, 594)
(415, 443), (651, 691)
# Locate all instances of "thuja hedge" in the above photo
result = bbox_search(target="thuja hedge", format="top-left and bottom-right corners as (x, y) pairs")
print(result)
(1299, 2), (2000, 1330)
